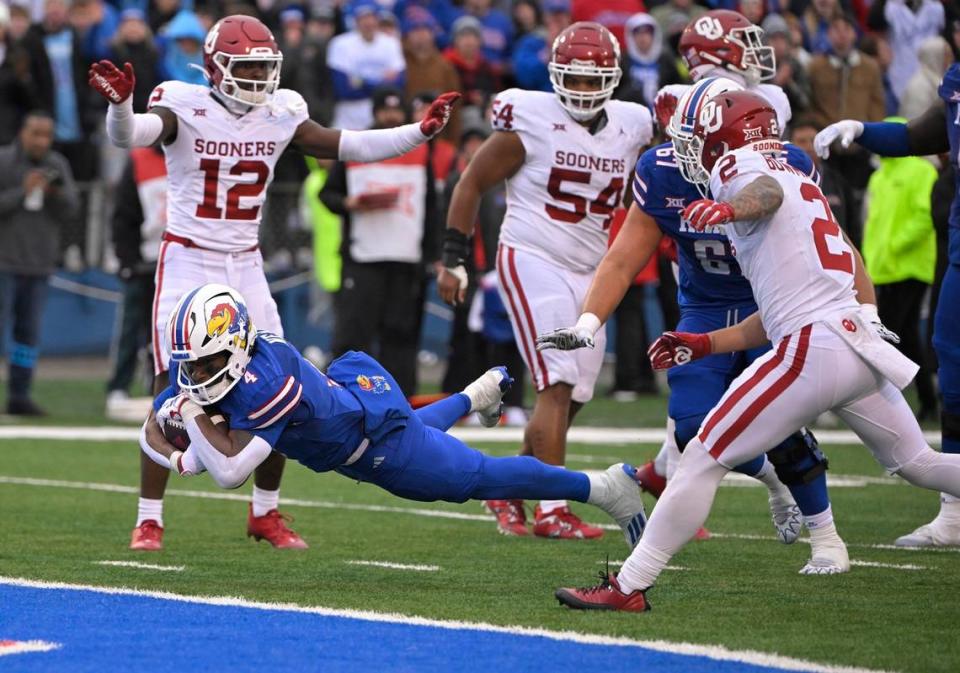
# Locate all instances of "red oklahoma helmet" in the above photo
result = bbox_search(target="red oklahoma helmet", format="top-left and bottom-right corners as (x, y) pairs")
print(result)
(548, 21), (622, 121)
(203, 15), (283, 107)
(678, 10), (774, 84)
(695, 90), (780, 182)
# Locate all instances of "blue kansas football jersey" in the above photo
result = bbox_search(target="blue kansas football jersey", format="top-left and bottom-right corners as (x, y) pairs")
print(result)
(938, 64), (960, 265)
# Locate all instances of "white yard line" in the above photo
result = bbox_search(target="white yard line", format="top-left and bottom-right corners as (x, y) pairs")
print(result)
(0, 576), (897, 673)
(3, 474), (955, 556)
(95, 560), (186, 572)
(345, 560), (440, 572)
(848, 561), (929, 571)
(0, 640), (61, 657)
(0, 425), (940, 446)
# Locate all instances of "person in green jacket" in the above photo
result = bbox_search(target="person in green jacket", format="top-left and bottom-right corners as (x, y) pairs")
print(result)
(862, 117), (938, 419)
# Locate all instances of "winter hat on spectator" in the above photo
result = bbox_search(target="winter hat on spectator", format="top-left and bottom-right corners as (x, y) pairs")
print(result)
(761, 13), (790, 38)
(348, 0), (379, 20)
(372, 85), (410, 116)
(120, 8), (146, 23)
(452, 15), (483, 39)
(280, 7), (306, 25)
(543, 0), (572, 15)
(402, 6), (438, 35)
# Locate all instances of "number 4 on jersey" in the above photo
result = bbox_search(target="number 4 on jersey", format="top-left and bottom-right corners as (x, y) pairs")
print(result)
(546, 167), (624, 230)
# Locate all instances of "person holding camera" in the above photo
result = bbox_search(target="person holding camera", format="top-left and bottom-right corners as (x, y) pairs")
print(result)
(0, 110), (79, 415)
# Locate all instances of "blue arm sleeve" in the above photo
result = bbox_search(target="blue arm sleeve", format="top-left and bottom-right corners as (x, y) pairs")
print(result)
(858, 121), (911, 157)
(153, 386), (175, 412)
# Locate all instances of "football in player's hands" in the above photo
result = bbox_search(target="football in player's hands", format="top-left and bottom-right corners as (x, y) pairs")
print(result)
(162, 415), (191, 451)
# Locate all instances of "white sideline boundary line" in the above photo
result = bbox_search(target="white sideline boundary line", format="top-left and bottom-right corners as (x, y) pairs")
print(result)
(4, 474), (957, 556)
(848, 561), (929, 571)
(0, 640), (61, 657)
(0, 575), (896, 673)
(95, 560), (185, 573)
(0, 425), (941, 447)
(345, 560), (440, 572)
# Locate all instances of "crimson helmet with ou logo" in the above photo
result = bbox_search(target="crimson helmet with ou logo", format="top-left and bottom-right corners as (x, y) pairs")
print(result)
(204, 15), (283, 107)
(548, 21), (622, 122)
(669, 76), (744, 193)
(678, 10), (775, 85)
(676, 88), (780, 194)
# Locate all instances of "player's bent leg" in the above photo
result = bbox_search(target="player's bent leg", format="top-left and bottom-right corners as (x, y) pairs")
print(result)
(556, 441), (727, 611)
(247, 451), (307, 549)
(131, 372), (174, 551)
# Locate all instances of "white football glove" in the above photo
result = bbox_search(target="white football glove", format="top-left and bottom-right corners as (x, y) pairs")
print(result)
(535, 313), (601, 351)
(156, 393), (203, 431)
(860, 303), (901, 344)
(814, 120), (864, 159)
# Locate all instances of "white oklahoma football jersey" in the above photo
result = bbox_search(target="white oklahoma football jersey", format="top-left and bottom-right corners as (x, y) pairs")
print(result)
(492, 89), (653, 273)
(709, 143), (859, 343)
(147, 81), (308, 252)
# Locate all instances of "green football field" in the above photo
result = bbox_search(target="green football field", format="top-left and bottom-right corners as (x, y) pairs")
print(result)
(0, 380), (957, 673)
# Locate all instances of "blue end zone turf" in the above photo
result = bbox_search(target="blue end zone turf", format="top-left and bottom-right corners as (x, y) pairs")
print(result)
(1, 583), (808, 673)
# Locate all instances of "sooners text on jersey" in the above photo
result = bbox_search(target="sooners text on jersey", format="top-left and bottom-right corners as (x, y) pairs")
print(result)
(492, 88), (653, 273)
(148, 81), (308, 251)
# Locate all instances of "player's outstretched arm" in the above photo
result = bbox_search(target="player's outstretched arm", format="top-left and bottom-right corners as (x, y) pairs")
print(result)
(814, 99), (949, 159)
(648, 313), (769, 370)
(89, 61), (174, 147)
(438, 130), (525, 306)
(293, 92), (461, 161)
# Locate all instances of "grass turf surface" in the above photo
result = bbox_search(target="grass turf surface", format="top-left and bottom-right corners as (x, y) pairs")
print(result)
(1, 428), (957, 673)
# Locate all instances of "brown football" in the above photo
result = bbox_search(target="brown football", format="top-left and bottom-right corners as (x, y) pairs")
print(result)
(162, 417), (190, 451)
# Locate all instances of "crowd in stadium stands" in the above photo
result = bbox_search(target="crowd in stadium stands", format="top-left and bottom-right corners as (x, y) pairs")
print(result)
(0, 0), (949, 421)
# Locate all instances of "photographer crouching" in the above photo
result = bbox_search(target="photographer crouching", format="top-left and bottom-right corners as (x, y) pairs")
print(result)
(0, 111), (79, 415)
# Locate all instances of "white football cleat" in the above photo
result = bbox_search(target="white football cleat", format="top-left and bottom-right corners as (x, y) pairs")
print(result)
(799, 539), (850, 575)
(769, 493), (802, 544)
(895, 521), (960, 547)
(588, 463), (647, 548)
(463, 366), (514, 428)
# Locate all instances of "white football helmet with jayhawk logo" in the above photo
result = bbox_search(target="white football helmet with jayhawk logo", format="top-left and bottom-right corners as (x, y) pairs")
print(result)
(167, 283), (256, 404)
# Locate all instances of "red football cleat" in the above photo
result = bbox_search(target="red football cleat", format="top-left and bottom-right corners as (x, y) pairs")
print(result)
(129, 520), (163, 551)
(484, 499), (529, 536)
(694, 526), (711, 540)
(533, 505), (604, 540)
(247, 506), (309, 549)
(556, 573), (651, 612)
(635, 460), (666, 497)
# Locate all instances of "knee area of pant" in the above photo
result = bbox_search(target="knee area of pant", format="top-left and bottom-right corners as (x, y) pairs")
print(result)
(672, 417), (704, 453)
(896, 449), (940, 482)
(767, 431), (828, 485)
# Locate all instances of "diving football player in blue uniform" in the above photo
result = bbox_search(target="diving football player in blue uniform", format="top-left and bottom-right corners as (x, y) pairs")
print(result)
(815, 66), (960, 547)
(539, 77), (878, 574)
(139, 283), (648, 548)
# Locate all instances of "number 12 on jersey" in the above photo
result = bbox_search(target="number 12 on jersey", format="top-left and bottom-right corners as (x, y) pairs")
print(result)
(196, 159), (270, 220)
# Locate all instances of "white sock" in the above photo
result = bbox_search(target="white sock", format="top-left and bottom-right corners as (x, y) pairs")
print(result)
(804, 505), (835, 530)
(936, 498), (960, 523)
(539, 499), (567, 514)
(617, 542), (671, 592)
(136, 497), (163, 528)
(252, 486), (280, 517)
(808, 520), (843, 547)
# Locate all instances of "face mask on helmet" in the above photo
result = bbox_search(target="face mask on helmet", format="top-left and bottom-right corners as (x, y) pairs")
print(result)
(210, 53), (283, 106)
(548, 61), (622, 121)
(729, 23), (775, 84)
(168, 284), (256, 405)
(668, 77), (743, 195)
(683, 13), (775, 86)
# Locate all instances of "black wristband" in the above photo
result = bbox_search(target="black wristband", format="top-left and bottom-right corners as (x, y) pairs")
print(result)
(441, 228), (470, 268)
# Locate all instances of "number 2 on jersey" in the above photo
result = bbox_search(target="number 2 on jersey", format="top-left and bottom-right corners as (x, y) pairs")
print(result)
(196, 159), (270, 220)
(799, 182), (853, 274)
(546, 167), (624, 230)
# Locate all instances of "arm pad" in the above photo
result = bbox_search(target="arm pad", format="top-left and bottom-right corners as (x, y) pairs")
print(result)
(858, 122), (911, 157)
(338, 123), (426, 162)
(185, 418), (272, 489)
(106, 97), (165, 148)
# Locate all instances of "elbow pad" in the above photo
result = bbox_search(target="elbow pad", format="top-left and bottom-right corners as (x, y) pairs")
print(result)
(338, 123), (426, 162)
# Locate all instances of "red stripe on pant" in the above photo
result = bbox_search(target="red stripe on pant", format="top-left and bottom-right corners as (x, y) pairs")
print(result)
(505, 246), (551, 388)
(708, 324), (813, 459)
(151, 240), (170, 374)
(699, 335), (791, 444)
(496, 245), (539, 388)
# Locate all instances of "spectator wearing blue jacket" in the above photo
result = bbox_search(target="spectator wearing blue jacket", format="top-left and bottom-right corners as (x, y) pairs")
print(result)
(512, 0), (571, 92)
(157, 10), (206, 86)
(395, 0), (463, 49)
(463, 0), (514, 73)
(328, 0), (406, 130)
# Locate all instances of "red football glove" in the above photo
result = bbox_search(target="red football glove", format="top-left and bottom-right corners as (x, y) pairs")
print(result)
(88, 60), (135, 104)
(682, 199), (735, 231)
(654, 91), (678, 135)
(419, 92), (461, 138)
(647, 331), (712, 370)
